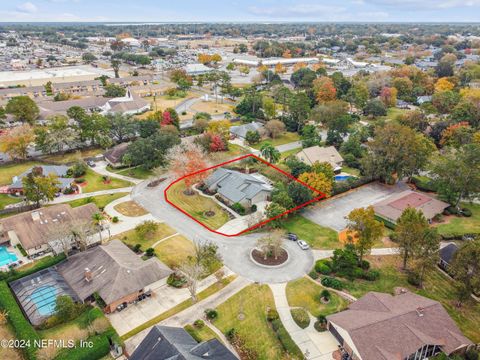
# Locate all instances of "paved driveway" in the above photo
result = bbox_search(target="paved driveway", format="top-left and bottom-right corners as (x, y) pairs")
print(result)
(302, 182), (408, 231)
(132, 178), (314, 283)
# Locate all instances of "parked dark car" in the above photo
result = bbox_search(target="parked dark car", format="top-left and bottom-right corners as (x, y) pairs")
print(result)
(287, 233), (298, 241)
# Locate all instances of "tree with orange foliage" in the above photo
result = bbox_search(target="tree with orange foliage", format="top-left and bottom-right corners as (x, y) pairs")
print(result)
(298, 172), (333, 197)
(440, 122), (474, 148)
(167, 142), (210, 193)
(292, 62), (307, 72)
(434, 77), (455, 93)
(379, 87), (398, 107)
(0, 124), (34, 160)
(313, 76), (337, 103)
(282, 49), (292, 58)
(275, 63), (286, 74)
(198, 54), (212, 64)
(257, 64), (268, 73)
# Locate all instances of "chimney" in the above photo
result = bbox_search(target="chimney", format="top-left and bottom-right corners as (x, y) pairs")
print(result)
(416, 307), (424, 317)
(31, 211), (40, 221)
(84, 268), (93, 282)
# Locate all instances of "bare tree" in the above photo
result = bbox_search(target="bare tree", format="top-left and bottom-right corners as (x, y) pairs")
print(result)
(176, 261), (205, 303)
(46, 221), (74, 258)
(72, 219), (94, 251)
(256, 229), (285, 260)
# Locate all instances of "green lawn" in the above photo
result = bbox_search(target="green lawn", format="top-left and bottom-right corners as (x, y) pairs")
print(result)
(184, 323), (219, 343)
(0, 194), (22, 210)
(154, 234), (195, 268)
(435, 203), (480, 237)
(282, 215), (340, 249)
(108, 166), (153, 180)
(114, 222), (177, 249)
(121, 276), (236, 340)
(64, 192), (129, 210)
(40, 148), (104, 164)
(280, 147), (301, 160)
(342, 255), (480, 343)
(166, 181), (229, 230)
(79, 168), (132, 193)
(341, 166), (361, 177)
(208, 143), (250, 164)
(252, 132), (301, 150)
(213, 284), (292, 360)
(0, 161), (41, 186)
(286, 277), (348, 318)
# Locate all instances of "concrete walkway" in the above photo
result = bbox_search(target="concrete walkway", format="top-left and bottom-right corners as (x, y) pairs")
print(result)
(51, 187), (133, 204)
(93, 161), (143, 184)
(269, 283), (339, 360)
(124, 274), (250, 357)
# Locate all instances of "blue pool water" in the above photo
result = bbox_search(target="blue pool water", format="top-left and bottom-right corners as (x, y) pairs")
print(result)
(334, 175), (354, 182)
(0, 247), (18, 267)
(30, 286), (58, 316)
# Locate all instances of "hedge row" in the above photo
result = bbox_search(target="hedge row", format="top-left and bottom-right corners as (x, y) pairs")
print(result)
(332, 177), (373, 196)
(54, 328), (116, 360)
(0, 254), (66, 283)
(0, 281), (40, 360)
(270, 319), (304, 359)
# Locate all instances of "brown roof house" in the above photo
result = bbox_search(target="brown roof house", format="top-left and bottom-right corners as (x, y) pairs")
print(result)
(104, 142), (130, 168)
(373, 190), (449, 227)
(296, 145), (344, 171)
(0, 203), (99, 257)
(57, 240), (172, 313)
(327, 291), (473, 360)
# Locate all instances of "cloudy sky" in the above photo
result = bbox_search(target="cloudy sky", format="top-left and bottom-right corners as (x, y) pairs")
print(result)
(1, 0), (480, 22)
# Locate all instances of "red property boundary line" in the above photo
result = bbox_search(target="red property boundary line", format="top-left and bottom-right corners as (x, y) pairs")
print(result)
(164, 153), (326, 237)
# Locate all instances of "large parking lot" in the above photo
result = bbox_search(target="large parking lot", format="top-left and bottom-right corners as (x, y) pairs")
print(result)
(302, 182), (408, 231)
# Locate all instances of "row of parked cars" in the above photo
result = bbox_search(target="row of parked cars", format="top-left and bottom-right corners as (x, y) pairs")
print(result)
(287, 233), (310, 250)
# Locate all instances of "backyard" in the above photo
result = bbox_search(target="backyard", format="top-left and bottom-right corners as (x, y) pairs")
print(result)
(251, 132), (301, 150)
(0, 161), (42, 186)
(0, 194), (22, 210)
(154, 234), (195, 268)
(286, 277), (348, 318)
(165, 180), (230, 230)
(78, 168), (132, 193)
(212, 284), (296, 360)
(340, 255), (480, 343)
(190, 100), (233, 114)
(435, 203), (480, 237)
(282, 215), (340, 249)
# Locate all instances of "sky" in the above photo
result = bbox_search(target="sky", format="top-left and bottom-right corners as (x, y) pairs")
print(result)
(1, 0), (480, 23)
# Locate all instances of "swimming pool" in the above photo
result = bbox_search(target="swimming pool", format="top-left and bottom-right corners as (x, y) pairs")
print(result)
(334, 175), (354, 182)
(0, 246), (18, 267)
(29, 286), (58, 316)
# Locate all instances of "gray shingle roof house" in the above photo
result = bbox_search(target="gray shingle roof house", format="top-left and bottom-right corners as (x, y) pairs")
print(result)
(129, 325), (237, 360)
(57, 240), (172, 313)
(204, 168), (272, 208)
(230, 121), (264, 139)
(327, 291), (472, 360)
(9, 165), (72, 193)
(104, 142), (130, 168)
(439, 243), (459, 272)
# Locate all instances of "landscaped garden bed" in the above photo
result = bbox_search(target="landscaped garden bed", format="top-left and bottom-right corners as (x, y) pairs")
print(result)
(251, 248), (288, 266)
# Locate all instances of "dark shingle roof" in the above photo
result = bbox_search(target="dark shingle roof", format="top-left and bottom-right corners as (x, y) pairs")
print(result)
(129, 325), (237, 360)
(439, 243), (459, 265)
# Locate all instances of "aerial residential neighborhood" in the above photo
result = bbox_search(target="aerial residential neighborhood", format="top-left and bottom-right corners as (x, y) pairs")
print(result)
(0, 2), (479, 360)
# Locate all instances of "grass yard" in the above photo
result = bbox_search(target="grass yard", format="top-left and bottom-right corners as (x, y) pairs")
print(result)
(341, 166), (361, 177)
(184, 323), (219, 343)
(0, 161), (41, 186)
(208, 143), (250, 165)
(342, 255), (480, 343)
(190, 100), (233, 114)
(166, 181), (229, 230)
(286, 277), (348, 318)
(79, 168), (132, 193)
(40, 148), (104, 164)
(282, 215), (340, 249)
(435, 203), (480, 236)
(0, 323), (23, 360)
(213, 284), (292, 360)
(0, 194), (22, 210)
(121, 275), (236, 340)
(154, 234), (195, 268)
(252, 132), (301, 150)
(108, 166), (153, 180)
(113, 201), (148, 217)
(114, 222), (177, 249)
(64, 192), (128, 210)
(137, 93), (196, 119)
(280, 147), (301, 160)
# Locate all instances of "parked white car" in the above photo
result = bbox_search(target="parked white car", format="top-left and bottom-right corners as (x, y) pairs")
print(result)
(297, 240), (310, 250)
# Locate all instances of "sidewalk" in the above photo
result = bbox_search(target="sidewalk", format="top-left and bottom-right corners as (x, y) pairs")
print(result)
(92, 161), (143, 184)
(50, 187), (133, 204)
(269, 283), (339, 360)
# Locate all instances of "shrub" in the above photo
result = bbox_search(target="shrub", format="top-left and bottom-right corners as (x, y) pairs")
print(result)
(64, 186), (76, 194)
(266, 308), (279, 321)
(270, 319), (304, 358)
(308, 270), (319, 280)
(362, 269), (380, 281)
(353, 268), (364, 279)
(135, 220), (158, 239)
(321, 277), (344, 290)
(290, 308), (310, 329)
(320, 289), (331, 301)
(461, 208), (472, 217)
(193, 319), (205, 328)
(314, 315), (327, 332)
(225, 328), (237, 340)
(205, 308), (218, 320)
(314, 259), (331, 275)
(359, 260), (370, 270)
(231, 202), (245, 215)
(112, 216), (119, 223)
(75, 178), (86, 184)
(466, 349), (479, 360)
(444, 206), (459, 215)
(251, 204), (257, 213)
(93, 292), (107, 309)
(411, 176), (437, 192)
(16, 244), (27, 257)
(54, 328), (116, 360)
(145, 248), (155, 257)
(167, 273), (187, 288)
(71, 161), (88, 177)
(407, 271), (421, 287)
(133, 244), (142, 253)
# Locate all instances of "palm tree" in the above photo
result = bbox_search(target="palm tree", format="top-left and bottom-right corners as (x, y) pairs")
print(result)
(92, 212), (105, 243)
(260, 142), (280, 164)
